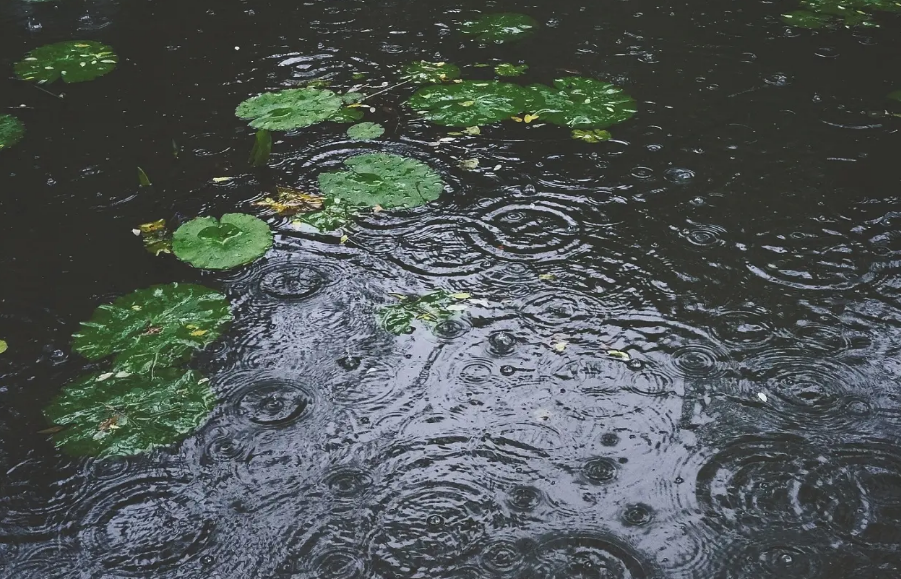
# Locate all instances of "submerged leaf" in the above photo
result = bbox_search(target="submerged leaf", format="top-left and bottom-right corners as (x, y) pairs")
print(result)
(781, 10), (834, 27)
(294, 198), (365, 233)
(137, 167), (151, 186)
(572, 129), (612, 143)
(527, 77), (637, 129)
(72, 283), (232, 373)
(15, 40), (118, 84)
(407, 80), (530, 127)
(400, 61), (462, 84)
(0, 115), (25, 151)
(318, 153), (444, 208)
(255, 187), (324, 216)
(460, 13), (539, 42)
(172, 213), (273, 270)
(43, 368), (215, 457)
(249, 129), (272, 167)
(495, 63), (529, 77)
(137, 219), (172, 256)
(346, 122), (385, 140)
(235, 88), (351, 131)
(377, 290), (463, 335)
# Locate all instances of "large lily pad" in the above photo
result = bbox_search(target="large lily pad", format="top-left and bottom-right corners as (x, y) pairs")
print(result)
(460, 13), (539, 42)
(43, 368), (215, 458)
(0, 115), (25, 151)
(173, 213), (273, 270)
(407, 80), (529, 127)
(235, 88), (353, 131)
(400, 61), (461, 84)
(15, 41), (117, 84)
(526, 77), (637, 129)
(318, 153), (444, 208)
(72, 283), (232, 373)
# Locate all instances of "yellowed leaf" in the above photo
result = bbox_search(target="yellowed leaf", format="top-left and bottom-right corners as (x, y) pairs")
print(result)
(607, 350), (631, 361)
(346, 103), (366, 108)
(461, 100), (476, 107)
(451, 292), (472, 299)
(510, 116), (523, 122)
(138, 219), (166, 234)
(539, 273), (556, 280)
(190, 329), (208, 337)
(463, 126), (481, 135)
(340, 234), (349, 244)
(0, 340), (7, 354)
(254, 188), (323, 216)
(524, 114), (539, 123)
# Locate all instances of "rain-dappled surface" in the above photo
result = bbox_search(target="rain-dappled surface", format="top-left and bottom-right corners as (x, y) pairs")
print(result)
(3, 0), (901, 577)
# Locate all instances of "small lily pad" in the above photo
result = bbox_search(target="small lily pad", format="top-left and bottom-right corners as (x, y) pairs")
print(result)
(495, 63), (528, 77)
(173, 213), (273, 270)
(377, 290), (465, 335)
(318, 153), (444, 208)
(235, 88), (352, 131)
(460, 13), (539, 42)
(346, 122), (385, 140)
(43, 368), (215, 458)
(527, 77), (637, 129)
(407, 80), (530, 127)
(294, 198), (365, 233)
(15, 41), (118, 84)
(0, 115), (25, 151)
(400, 61), (461, 84)
(0, 340), (7, 354)
(572, 129), (612, 143)
(72, 283), (232, 373)
(781, 10), (834, 27)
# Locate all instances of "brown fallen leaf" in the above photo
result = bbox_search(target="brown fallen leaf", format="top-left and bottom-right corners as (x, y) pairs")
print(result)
(255, 187), (324, 216)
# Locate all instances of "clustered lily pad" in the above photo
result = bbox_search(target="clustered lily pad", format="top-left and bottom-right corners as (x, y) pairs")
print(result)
(0, 115), (25, 151)
(495, 63), (528, 77)
(572, 129), (612, 143)
(377, 290), (469, 335)
(346, 122), (385, 140)
(15, 40), (118, 84)
(72, 283), (233, 373)
(172, 213), (273, 270)
(460, 13), (539, 42)
(400, 61), (461, 84)
(408, 80), (530, 127)
(235, 88), (362, 131)
(782, 0), (899, 27)
(527, 77), (637, 129)
(43, 369), (215, 458)
(295, 198), (366, 233)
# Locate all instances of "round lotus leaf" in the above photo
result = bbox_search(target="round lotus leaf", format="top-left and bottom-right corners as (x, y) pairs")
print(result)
(43, 368), (215, 458)
(781, 10), (834, 27)
(72, 283), (232, 373)
(407, 80), (529, 127)
(346, 122), (385, 140)
(15, 41), (117, 84)
(400, 61), (461, 84)
(495, 63), (528, 77)
(460, 12), (539, 42)
(235, 88), (346, 131)
(173, 213), (273, 270)
(526, 77), (637, 129)
(0, 115), (25, 151)
(318, 153), (444, 208)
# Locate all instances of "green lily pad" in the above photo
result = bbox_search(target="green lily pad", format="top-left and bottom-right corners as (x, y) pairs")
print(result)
(526, 77), (637, 129)
(235, 88), (354, 131)
(15, 41), (117, 84)
(377, 290), (465, 335)
(346, 122), (385, 140)
(572, 129), (612, 143)
(173, 213), (273, 270)
(781, 9), (835, 26)
(400, 61), (461, 84)
(0, 115), (25, 151)
(407, 80), (529, 127)
(43, 368), (215, 458)
(294, 198), (365, 233)
(802, 0), (901, 15)
(495, 63), (529, 77)
(460, 13), (539, 42)
(72, 283), (232, 373)
(319, 153), (444, 208)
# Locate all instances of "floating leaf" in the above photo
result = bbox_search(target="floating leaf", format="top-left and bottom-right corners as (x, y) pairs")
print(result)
(572, 129), (612, 143)
(235, 88), (352, 131)
(0, 115), (25, 151)
(538, 273), (556, 280)
(72, 283), (232, 373)
(407, 80), (530, 127)
(172, 213), (273, 270)
(318, 153), (444, 208)
(607, 350), (631, 361)
(400, 61), (461, 84)
(377, 290), (463, 335)
(346, 122), (385, 140)
(294, 198), (365, 233)
(43, 368), (215, 457)
(463, 126), (481, 135)
(526, 77), (637, 129)
(458, 158), (479, 171)
(0, 340), (7, 354)
(15, 41), (118, 84)
(352, 72), (367, 80)
(495, 63), (529, 77)
(212, 177), (233, 183)
(137, 167), (151, 186)
(460, 13), (539, 42)
(255, 187), (324, 216)
(781, 10), (834, 27)
(249, 129), (272, 167)
(137, 219), (172, 256)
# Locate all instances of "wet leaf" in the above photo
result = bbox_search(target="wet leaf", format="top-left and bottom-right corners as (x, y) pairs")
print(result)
(137, 167), (151, 186)
(607, 350), (631, 361)
(377, 290), (463, 335)
(15, 41), (118, 84)
(495, 63), (529, 77)
(527, 77), (637, 129)
(339, 234), (349, 244)
(524, 114), (539, 123)
(346, 122), (385, 140)
(400, 60), (461, 84)
(255, 187), (324, 216)
(72, 283), (232, 373)
(37, 425), (66, 435)
(235, 88), (352, 131)
(43, 368), (215, 457)
(463, 126), (481, 135)
(451, 292), (472, 299)
(173, 213), (273, 270)
(539, 273), (556, 280)
(248, 129), (272, 167)
(458, 158), (480, 171)
(552, 340), (567, 352)
(407, 81), (530, 127)
(0, 340), (7, 354)
(318, 153), (444, 208)
(294, 198), (365, 233)
(137, 219), (172, 256)
(460, 12), (539, 42)
(212, 177), (234, 183)
(572, 129), (612, 143)
(781, 10), (834, 27)
(352, 72), (367, 80)
(0, 115), (25, 151)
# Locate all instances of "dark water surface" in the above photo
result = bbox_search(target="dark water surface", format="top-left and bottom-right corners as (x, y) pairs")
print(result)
(3, 0), (901, 577)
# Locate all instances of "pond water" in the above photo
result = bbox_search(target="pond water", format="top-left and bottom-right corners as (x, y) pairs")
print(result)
(3, 0), (901, 577)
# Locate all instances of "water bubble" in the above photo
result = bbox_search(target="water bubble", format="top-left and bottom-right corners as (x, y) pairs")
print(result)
(506, 485), (543, 511)
(487, 331), (518, 357)
(621, 503), (654, 526)
(583, 457), (619, 484)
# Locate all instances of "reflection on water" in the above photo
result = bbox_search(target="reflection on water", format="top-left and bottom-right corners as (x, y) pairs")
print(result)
(3, 0), (901, 577)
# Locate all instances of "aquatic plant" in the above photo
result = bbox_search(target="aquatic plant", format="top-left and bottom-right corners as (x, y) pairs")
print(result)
(377, 290), (469, 334)
(318, 153), (444, 208)
(526, 77), (637, 129)
(15, 41), (117, 84)
(173, 213), (273, 270)
(495, 63), (529, 77)
(235, 88), (362, 131)
(408, 80), (530, 126)
(0, 115), (25, 151)
(460, 13), (539, 42)
(400, 61), (461, 84)
(346, 122), (385, 140)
